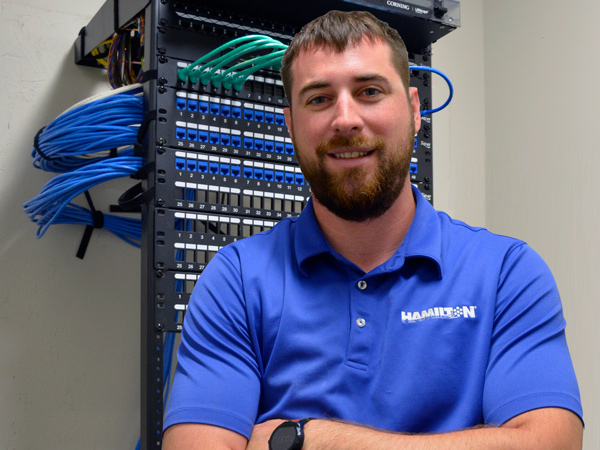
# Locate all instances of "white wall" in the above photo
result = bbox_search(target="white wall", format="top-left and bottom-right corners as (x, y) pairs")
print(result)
(432, 0), (486, 226)
(482, 1), (599, 448)
(0, 1), (141, 449)
(1, 0), (596, 449)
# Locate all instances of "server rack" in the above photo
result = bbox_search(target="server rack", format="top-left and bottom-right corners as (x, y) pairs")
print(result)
(75, 1), (459, 448)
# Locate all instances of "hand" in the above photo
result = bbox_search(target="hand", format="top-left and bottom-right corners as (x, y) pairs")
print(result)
(246, 419), (286, 450)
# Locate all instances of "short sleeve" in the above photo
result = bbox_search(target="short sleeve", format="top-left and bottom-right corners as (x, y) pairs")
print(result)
(163, 250), (260, 439)
(483, 243), (582, 425)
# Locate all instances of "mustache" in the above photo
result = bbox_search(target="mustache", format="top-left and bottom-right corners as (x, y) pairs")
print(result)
(316, 135), (385, 157)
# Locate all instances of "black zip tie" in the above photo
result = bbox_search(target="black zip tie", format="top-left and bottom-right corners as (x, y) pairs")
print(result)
(33, 126), (56, 161)
(77, 191), (104, 259)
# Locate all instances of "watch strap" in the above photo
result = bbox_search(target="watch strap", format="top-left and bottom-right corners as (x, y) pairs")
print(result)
(295, 417), (316, 429)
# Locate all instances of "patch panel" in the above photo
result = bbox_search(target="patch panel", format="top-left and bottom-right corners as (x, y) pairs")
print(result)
(173, 180), (307, 218)
(171, 121), (296, 164)
(242, 102), (285, 127)
(173, 213), (275, 241)
(173, 272), (202, 294)
(246, 74), (286, 100)
(242, 159), (306, 185)
(175, 90), (245, 118)
(168, 91), (295, 163)
(175, 91), (285, 127)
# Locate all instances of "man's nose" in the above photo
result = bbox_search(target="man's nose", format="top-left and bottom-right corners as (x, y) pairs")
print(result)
(331, 93), (364, 135)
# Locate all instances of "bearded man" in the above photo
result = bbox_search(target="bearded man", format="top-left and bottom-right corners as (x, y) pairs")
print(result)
(163, 10), (583, 450)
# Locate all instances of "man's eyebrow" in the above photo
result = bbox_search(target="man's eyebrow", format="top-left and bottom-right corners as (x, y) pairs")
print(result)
(297, 81), (331, 100)
(354, 74), (392, 86)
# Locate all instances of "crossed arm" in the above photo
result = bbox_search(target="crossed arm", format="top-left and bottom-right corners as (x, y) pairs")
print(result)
(163, 407), (582, 450)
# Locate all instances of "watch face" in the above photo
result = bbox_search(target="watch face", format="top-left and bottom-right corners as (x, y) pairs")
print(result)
(269, 422), (300, 450)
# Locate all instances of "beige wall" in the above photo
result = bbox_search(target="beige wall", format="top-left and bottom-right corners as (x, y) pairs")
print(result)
(0, 1), (140, 449)
(1, 0), (596, 448)
(482, 1), (599, 448)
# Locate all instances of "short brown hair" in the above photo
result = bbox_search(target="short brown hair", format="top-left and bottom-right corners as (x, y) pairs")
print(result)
(280, 10), (410, 106)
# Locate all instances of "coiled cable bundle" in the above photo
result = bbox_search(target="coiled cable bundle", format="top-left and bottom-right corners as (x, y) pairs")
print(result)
(23, 156), (143, 239)
(24, 85), (146, 256)
(32, 84), (144, 173)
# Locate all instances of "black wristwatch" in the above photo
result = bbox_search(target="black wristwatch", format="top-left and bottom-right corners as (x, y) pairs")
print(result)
(268, 418), (315, 450)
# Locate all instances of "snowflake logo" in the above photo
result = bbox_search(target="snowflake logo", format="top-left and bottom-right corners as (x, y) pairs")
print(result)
(450, 307), (463, 318)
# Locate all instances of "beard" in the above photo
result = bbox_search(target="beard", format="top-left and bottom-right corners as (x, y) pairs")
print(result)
(294, 125), (414, 222)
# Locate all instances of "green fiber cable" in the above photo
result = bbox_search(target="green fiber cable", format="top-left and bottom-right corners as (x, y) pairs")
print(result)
(212, 43), (288, 88)
(178, 34), (273, 82)
(190, 38), (278, 85)
(230, 50), (287, 91)
(224, 51), (285, 90)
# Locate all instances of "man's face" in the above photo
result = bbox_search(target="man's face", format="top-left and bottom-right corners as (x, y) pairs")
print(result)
(283, 38), (421, 221)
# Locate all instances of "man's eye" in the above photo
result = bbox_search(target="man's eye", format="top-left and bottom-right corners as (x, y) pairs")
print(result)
(363, 88), (380, 97)
(308, 96), (327, 105)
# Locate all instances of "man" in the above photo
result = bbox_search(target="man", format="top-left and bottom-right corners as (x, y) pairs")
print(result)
(163, 10), (583, 450)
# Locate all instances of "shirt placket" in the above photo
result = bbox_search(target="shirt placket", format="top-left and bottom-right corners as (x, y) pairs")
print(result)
(346, 277), (373, 370)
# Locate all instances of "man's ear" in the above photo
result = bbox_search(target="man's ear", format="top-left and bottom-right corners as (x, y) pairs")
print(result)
(408, 87), (421, 134)
(283, 107), (293, 140)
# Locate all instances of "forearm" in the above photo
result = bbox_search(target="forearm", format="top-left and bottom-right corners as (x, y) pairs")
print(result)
(301, 409), (582, 450)
(304, 421), (522, 450)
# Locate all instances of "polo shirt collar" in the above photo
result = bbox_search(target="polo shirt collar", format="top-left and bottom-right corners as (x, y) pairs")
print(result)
(295, 185), (443, 278)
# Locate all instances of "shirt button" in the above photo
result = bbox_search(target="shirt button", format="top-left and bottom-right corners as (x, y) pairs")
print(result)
(357, 280), (367, 290)
(356, 318), (366, 328)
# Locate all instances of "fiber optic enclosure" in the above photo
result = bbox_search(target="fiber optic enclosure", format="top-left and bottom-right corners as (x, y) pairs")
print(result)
(75, 1), (459, 448)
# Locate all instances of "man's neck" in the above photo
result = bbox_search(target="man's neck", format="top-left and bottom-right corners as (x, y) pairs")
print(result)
(312, 179), (416, 273)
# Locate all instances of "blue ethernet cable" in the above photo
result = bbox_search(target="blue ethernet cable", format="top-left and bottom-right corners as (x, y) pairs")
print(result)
(32, 85), (143, 173)
(23, 156), (143, 238)
(39, 203), (141, 247)
(409, 65), (454, 116)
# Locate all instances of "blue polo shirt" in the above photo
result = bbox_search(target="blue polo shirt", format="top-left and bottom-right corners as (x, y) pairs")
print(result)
(164, 186), (582, 438)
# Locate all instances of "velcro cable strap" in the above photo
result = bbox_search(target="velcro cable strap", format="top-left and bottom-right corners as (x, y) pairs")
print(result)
(77, 191), (105, 259)
(118, 182), (155, 211)
(130, 161), (155, 180)
(33, 126), (56, 161)
(137, 109), (157, 143)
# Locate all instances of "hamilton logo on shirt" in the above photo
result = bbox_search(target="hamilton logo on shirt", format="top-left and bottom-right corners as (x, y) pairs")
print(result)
(401, 306), (477, 323)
